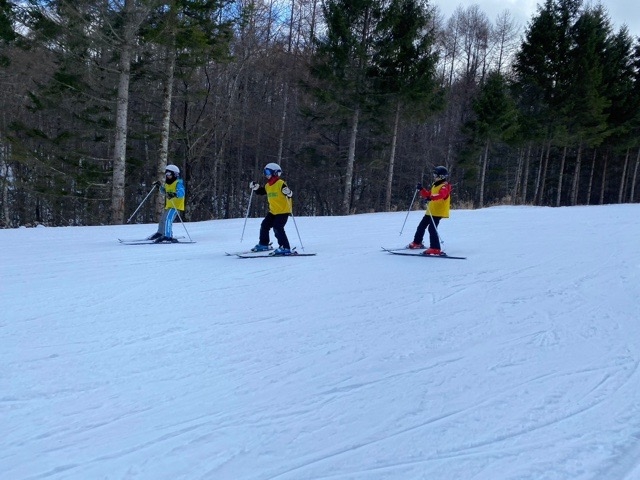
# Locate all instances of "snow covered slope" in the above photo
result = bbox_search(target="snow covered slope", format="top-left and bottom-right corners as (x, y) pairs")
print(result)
(3, 205), (640, 479)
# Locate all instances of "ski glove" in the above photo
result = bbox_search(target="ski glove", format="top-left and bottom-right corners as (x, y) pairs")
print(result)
(249, 181), (260, 191)
(282, 186), (292, 198)
(167, 192), (177, 199)
(152, 180), (161, 187)
(415, 183), (422, 191)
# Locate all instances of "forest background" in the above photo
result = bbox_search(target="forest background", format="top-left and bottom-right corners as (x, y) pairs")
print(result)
(0, 0), (639, 227)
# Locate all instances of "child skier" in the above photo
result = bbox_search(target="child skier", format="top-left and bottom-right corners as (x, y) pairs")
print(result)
(148, 164), (185, 243)
(408, 165), (451, 255)
(249, 162), (293, 255)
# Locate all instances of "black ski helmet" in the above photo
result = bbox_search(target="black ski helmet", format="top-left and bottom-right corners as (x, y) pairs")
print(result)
(433, 166), (449, 179)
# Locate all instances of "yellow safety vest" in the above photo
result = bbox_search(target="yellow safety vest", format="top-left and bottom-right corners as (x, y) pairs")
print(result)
(164, 179), (185, 211)
(426, 182), (450, 218)
(265, 178), (292, 215)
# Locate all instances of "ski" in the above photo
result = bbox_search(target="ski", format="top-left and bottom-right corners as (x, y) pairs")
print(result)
(119, 238), (195, 245)
(381, 247), (466, 260)
(225, 248), (273, 256)
(225, 243), (274, 256)
(236, 249), (316, 258)
(118, 236), (184, 243)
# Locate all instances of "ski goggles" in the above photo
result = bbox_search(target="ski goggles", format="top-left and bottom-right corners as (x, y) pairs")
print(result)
(264, 168), (275, 176)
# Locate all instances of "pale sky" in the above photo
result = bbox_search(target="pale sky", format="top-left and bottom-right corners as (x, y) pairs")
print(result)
(436, 0), (640, 39)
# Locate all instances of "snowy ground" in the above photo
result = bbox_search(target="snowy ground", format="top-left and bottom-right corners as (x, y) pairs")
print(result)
(3, 204), (640, 480)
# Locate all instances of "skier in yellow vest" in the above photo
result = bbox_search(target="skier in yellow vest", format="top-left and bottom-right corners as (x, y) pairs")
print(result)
(249, 163), (293, 255)
(407, 165), (451, 255)
(148, 164), (185, 243)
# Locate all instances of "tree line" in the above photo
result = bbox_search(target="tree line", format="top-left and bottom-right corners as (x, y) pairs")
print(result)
(0, 0), (638, 227)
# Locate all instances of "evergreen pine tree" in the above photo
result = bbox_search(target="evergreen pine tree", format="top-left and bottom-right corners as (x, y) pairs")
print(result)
(370, 0), (442, 210)
(467, 71), (518, 207)
(311, 0), (383, 214)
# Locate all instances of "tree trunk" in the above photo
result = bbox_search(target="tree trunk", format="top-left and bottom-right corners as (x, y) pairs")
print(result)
(586, 149), (596, 205)
(556, 145), (567, 207)
(277, 83), (289, 165)
(385, 101), (401, 211)
(630, 147), (640, 203)
(1, 150), (9, 227)
(533, 143), (544, 204)
(156, 43), (177, 219)
(110, 0), (137, 225)
(513, 146), (524, 203)
(277, 0), (295, 165)
(537, 140), (551, 205)
(448, 27), (459, 88)
(342, 106), (359, 215)
(479, 140), (489, 208)
(309, 0), (318, 54)
(570, 142), (582, 205)
(521, 142), (532, 203)
(599, 154), (607, 205)
(618, 147), (629, 204)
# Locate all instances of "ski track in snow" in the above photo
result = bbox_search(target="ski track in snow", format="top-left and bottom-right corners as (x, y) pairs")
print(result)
(2, 205), (640, 479)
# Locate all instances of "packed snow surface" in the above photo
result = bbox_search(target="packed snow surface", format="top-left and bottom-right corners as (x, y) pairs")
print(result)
(3, 205), (640, 479)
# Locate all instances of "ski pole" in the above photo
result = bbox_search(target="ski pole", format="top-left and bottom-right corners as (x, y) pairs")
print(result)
(426, 203), (444, 247)
(290, 212), (304, 251)
(290, 213), (304, 250)
(285, 196), (305, 251)
(399, 188), (419, 235)
(240, 189), (255, 242)
(127, 184), (158, 224)
(169, 197), (193, 242)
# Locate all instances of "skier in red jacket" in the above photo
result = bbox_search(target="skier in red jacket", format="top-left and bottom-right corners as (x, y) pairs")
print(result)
(407, 166), (451, 255)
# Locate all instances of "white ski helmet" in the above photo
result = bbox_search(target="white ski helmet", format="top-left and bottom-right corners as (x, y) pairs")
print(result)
(165, 164), (180, 175)
(264, 162), (282, 176)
